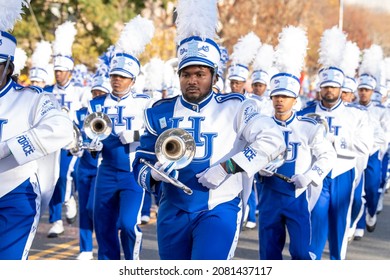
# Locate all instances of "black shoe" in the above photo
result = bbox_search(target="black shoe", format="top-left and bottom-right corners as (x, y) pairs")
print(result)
(366, 223), (376, 232)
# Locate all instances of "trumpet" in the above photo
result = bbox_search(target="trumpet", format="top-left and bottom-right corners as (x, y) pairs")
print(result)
(64, 123), (85, 155)
(83, 112), (113, 141)
(140, 128), (196, 195)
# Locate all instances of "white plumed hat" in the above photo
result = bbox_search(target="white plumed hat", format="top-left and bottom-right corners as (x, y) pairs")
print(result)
(29, 40), (52, 83)
(175, 0), (221, 71)
(340, 41), (360, 93)
(270, 26), (308, 98)
(251, 44), (275, 86)
(318, 26), (347, 88)
(358, 44), (383, 90)
(0, 0), (29, 64)
(13, 47), (27, 76)
(53, 21), (77, 71)
(110, 15), (155, 79)
(228, 32), (261, 82)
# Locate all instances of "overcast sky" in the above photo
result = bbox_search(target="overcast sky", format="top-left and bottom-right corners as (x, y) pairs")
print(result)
(345, 0), (390, 12)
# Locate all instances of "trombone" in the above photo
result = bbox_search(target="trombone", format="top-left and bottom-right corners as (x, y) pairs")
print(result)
(140, 128), (195, 195)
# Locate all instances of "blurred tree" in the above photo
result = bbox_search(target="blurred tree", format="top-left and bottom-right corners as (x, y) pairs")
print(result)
(11, 0), (390, 78)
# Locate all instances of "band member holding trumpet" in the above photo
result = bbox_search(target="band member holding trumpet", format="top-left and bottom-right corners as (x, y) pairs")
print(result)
(84, 15), (155, 260)
(257, 26), (337, 260)
(132, 0), (285, 260)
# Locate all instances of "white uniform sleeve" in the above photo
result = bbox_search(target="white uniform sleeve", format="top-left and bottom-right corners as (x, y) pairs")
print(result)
(6, 93), (74, 165)
(304, 125), (337, 186)
(231, 99), (286, 177)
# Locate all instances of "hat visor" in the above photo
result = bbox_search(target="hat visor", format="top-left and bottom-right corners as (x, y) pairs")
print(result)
(357, 84), (374, 90)
(320, 81), (341, 88)
(54, 66), (71, 71)
(91, 85), (111, 93)
(109, 69), (134, 79)
(228, 75), (246, 82)
(270, 90), (297, 98)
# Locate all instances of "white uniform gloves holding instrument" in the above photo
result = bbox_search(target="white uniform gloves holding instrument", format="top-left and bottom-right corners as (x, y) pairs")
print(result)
(88, 136), (103, 152)
(196, 164), (228, 190)
(151, 161), (179, 183)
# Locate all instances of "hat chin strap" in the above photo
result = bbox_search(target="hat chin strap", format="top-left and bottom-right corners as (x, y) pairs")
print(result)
(0, 57), (11, 86)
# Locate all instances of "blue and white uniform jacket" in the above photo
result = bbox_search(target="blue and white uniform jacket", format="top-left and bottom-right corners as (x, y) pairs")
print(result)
(87, 91), (151, 172)
(361, 101), (390, 159)
(45, 80), (82, 121)
(264, 113), (336, 197)
(245, 93), (274, 117)
(297, 99), (373, 179)
(0, 79), (73, 198)
(133, 92), (286, 213)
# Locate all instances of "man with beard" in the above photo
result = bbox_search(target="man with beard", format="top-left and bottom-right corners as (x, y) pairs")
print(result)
(297, 27), (373, 260)
(132, 0), (285, 260)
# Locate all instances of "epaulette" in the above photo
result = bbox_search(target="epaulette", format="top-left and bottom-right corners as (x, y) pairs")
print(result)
(214, 93), (245, 103)
(151, 95), (179, 108)
(133, 93), (151, 99)
(344, 102), (367, 111)
(43, 85), (55, 93)
(15, 84), (44, 94)
(297, 115), (318, 125)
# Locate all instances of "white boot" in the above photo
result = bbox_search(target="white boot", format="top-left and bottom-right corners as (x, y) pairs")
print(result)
(76, 251), (93, 260)
(47, 220), (64, 238)
(65, 196), (77, 224)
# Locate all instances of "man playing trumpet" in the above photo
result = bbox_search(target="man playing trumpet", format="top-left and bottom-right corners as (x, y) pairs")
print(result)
(132, 0), (285, 260)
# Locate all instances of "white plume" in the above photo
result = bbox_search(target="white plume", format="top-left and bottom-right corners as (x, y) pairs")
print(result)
(274, 26), (308, 76)
(230, 32), (261, 66)
(359, 44), (383, 77)
(163, 61), (175, 89)
(0, 0), (30, 31)
(175, 0), (219, 43)
(13, 47), (27, 75)
(318, 26), (347, 68)
(252, 44), (275, 72)
(144, 58), (165, 91)
(31, 40), (52, 67)
(340, 41), (360, 77)
(115, 15), (155, 57)
(52, 21), (77, 56)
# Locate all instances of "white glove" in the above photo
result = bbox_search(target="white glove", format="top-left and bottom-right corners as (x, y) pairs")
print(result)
(259, 157), (284, 177)
(118, 130), (135, 144)
(151, 161), (178, 183)
(196, 164), (228, 190)
(88, 137), (103, 152)
(290, 174), (312, 189)
(0, 142), (11, 160)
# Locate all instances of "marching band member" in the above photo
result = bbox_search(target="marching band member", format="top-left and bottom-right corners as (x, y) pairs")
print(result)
(29, 40), (53, 88)
(297, 26), (373, 259)
(258, 26), (336, 260)
(132, 0), (285, 260)
(86, 15), (155, 260)
(0, 0), (73, 259)
(45, 21), (80, 238)
(73, 48), (113, 260)
(354, 44), (390, 238)
(227, 32), (261, 94)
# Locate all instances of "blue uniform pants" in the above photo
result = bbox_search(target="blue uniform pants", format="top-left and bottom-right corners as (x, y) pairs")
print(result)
(0, 176), (40, 260)
(49, 149), (78, 223)
(258, 186), (312, 260)
(75, 164), (97, 253)
(310, 168), (355, 260)
(94, 165), (144, 260)
(157, 196), (242, 260)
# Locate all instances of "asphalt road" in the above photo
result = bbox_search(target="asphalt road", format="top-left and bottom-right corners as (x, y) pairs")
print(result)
(28, 190), (390, 260)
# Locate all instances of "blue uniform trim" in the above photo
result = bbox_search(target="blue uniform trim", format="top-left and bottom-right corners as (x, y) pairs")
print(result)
(214, 92), (245, 103)
(43, 85), (55, 93)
